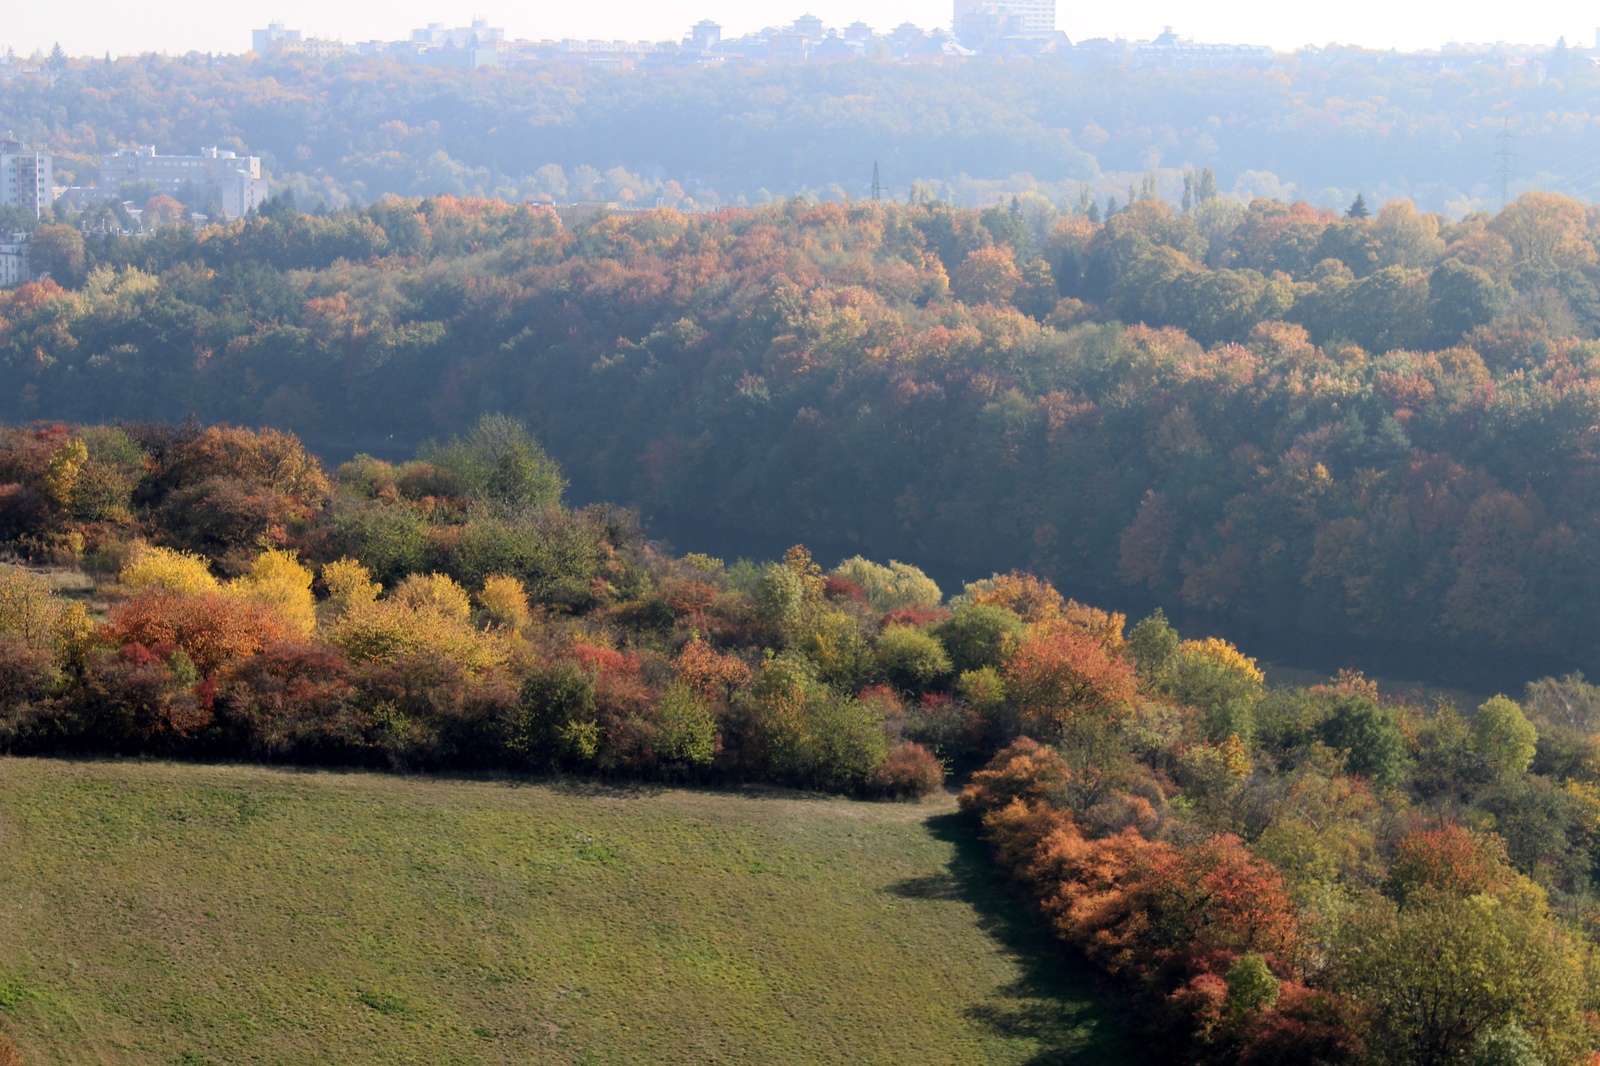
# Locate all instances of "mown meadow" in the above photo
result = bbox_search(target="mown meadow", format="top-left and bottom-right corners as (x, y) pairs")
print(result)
(0, 758), (1129, 1065)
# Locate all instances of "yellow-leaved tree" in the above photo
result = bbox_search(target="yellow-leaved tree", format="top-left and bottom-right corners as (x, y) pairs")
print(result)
(230, 550), (317, 640)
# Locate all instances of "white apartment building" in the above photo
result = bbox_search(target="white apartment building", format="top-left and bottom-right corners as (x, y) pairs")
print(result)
(0, 136), (54, 217)
(0, 234), (31, 287)
(953, 0), (1055, 35)
(99, 145), (269, 219)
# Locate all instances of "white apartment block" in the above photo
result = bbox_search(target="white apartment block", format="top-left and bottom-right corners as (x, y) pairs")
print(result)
(99, 145), (269, 219)
(954, 0), (1056, 35)
(0, 136), (54, 217)
(0, 237), (30, 286)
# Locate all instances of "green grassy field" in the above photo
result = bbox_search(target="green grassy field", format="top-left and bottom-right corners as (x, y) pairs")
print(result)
(0, 759), (1128, 1065)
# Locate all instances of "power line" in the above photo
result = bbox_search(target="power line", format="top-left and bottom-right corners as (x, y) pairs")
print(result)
(1496, 120), (1516, 209)
(871, 161), (883, 202)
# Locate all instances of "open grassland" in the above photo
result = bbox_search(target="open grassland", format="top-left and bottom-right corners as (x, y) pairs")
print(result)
(0, 760), (1127, 1065)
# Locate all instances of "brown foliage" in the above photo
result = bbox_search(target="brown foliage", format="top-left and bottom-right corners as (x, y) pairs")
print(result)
(215, 643), (362, 761)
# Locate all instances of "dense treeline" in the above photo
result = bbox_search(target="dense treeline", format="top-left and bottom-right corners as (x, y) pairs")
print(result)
(7, 193), (1600, 675)
(5, 47), (1600, 211)
(7, 418), (1600, 1063)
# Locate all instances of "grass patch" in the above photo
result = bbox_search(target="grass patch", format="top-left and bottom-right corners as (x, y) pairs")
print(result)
(0, 981), (31, 1010)
(0, 758), (1129, 1064)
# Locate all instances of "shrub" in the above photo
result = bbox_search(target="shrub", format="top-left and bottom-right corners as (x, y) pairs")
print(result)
(959, 737), (1074, 816)
(231, 550), (316, 639)
(214, 643), (361, 762)
(1002, 627), (1138, 742)
(870, 741), (945, 799)
(477, 574), (531, 632)
(321, 557), (381, 615)
(1317, 695), (1407, 785)
(503, 659), (600, 768)
(653, 681), (718, 769)
(110, 591), (292, 675)
(1387, 824), (1514, 903)
(1472, 695), (1538, 782)
(0, 565), (90, 655)
(419, 414), (566, 515)
(735, 653), (888, 790)
(1170, 637), (1266, 745)
(830, 557), (942, 613)
(390, 573), (472, 621)
(874, 625), (952, 694)
(674, 639), (752, 702)
(118, 545), (221, 597)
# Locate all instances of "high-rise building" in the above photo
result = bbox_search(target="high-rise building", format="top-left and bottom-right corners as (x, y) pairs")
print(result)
(953, 0), (1055, 35)
(99, 145), (268, 219)
(0, 135), (53, 218)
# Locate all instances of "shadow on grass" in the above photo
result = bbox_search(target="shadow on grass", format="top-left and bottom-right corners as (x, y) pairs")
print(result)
(888, 812), (1136, 1066)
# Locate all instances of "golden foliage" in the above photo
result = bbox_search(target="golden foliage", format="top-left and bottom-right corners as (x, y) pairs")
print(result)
(1178, 637), (1265, 685)
(477, 575), (531, 632)
(118, 545), (221, 597)
(41, 436), (87, 508)
(327, 573), (506, 671)
(231, 550), (317, 639)
(962, 571), (1066, 622)
(321, 557), (381, 616)
(0, 564), (92, 655)
(391, 573), (472, 622)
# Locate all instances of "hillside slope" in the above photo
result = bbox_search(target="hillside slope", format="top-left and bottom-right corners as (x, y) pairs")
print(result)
(0, 759), (1127, 1065)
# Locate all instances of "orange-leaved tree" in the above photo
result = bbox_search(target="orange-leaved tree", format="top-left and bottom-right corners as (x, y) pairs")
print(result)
(1003, 627), (1138, 740)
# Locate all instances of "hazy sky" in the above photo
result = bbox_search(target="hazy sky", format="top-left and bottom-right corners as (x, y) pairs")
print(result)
(4, 0), (1598, 59)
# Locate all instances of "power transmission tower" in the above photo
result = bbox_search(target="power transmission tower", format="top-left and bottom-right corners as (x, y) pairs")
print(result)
(871, 161), (883, 202)
(1496, 120), (1516, 209)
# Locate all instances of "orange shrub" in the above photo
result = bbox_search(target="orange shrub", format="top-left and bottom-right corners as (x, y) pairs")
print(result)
(674, 638), (753, 702)
(110, 591), (291, 675)
(869, 741), (945, 799)
(959, 736), (1074, 815)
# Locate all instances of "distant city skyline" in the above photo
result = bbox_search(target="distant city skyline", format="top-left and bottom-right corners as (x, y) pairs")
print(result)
(5, 0), (1600, 59)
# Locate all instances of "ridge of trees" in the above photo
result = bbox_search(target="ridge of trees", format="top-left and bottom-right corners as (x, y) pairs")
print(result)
(6, 50), (1600, 211)
(8, 192), (1600, 674)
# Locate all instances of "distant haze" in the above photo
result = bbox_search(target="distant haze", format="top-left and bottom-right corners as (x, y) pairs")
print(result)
(6, 0), (1600, 58)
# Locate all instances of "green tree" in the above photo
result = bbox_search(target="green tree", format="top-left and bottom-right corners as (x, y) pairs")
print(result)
(1473, 696), (1537, 782)
(421, 414), (566, 516)
(503, 660), (599, 767)
(27, 224), (86, 287)
(933, 603), (1024, 675)
(1318, 695), (1407, 784)
(1429, 259), (1508, 346)
(1335, 890), (1591, 1066)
